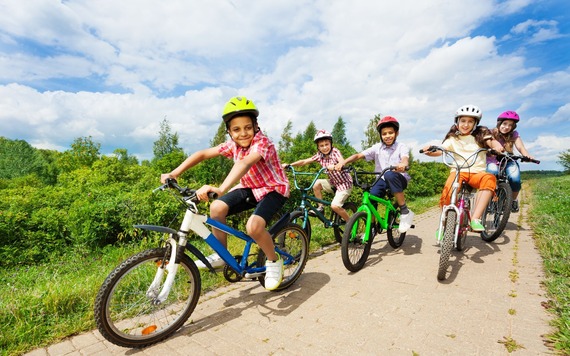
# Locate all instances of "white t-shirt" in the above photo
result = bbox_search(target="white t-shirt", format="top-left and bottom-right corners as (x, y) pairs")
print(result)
(441, 135), (487, 173)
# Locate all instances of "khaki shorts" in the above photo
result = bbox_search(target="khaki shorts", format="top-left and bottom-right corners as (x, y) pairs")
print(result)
(317, 179), (353, 208)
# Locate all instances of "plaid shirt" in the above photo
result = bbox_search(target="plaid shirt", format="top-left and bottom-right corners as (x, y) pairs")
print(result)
(218, 131), (290, 201)
(311, 147), (353, 191)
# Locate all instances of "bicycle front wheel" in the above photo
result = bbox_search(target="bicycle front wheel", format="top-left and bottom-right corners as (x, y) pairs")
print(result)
(437, 210), (456, 281)
(341, 211), (373, 272)
(333, 201), (358, 243)
(481, 182), (513, 242)
(257, 223), (309, 291)
(386, 209), (406, 248)
(290, 209), (312, 240)
(94, 248), (201, 348)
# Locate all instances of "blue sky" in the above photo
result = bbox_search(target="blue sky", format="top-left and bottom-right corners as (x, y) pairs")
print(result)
(0, 0), (569, 170)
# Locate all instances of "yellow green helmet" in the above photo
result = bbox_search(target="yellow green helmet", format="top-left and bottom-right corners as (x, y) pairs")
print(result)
(222, 96), (259, 123)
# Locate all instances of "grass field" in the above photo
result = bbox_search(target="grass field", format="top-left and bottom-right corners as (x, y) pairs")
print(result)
(527, 174), (570, 353)
(0, 180), (568, 355)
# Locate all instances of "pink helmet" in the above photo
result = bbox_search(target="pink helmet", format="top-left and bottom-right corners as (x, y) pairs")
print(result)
(497, 111), (520, 122)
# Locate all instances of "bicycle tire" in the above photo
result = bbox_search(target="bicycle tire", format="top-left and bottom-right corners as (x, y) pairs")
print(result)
(257, 223), (309, 291)
(289, 209), (312, 240)
(437, 210), (456, 280)
(456, 210), (469, 251)
(481, 182), (513, 242)
(333, 201), (358, 244)
(341, 211), (373, 272)
(94, 247), (201, 348)
(386, 209), (406, 248)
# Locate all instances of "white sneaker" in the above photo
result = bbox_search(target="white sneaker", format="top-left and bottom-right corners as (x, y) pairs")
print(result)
(194, 253), (225, 269)
(264, 254), (283, 291)
(398, 210), (414, 233)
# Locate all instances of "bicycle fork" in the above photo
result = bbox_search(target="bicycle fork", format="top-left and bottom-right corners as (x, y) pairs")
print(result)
(146, 236), (184, 305)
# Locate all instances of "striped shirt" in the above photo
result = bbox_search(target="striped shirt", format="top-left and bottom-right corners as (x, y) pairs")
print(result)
(218, 131), (290, 201)
(311, 147), (353, 191)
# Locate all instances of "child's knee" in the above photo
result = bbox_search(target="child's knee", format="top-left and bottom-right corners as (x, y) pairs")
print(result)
(210, 200), (228, 218)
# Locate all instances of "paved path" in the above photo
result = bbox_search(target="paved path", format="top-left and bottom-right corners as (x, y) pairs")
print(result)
(26, 191), (554, 355)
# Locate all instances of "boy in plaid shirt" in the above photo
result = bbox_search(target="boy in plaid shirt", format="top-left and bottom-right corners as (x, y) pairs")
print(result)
(283, 129), (353, 222)
(161, 96), (289, 291)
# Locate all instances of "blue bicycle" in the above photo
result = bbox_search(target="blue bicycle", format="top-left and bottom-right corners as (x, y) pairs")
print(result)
(94, 178), (309, 348)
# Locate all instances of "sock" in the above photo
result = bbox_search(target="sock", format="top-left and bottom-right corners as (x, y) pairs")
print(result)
(400, 204), (409, 214)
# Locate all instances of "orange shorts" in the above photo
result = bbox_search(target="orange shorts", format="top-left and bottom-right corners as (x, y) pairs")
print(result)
(439, 171), (496, 207)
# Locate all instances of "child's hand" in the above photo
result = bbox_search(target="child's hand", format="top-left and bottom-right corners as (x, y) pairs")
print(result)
(395, 163), (407, 173)
(334, 162), (343, 171)
(160, 173), (176, 184)
(196, 185), (222, 201)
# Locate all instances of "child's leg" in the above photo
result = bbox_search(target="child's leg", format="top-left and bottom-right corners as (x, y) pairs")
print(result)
(248, 192), (287, 261)
(330, 188), (352, 221)
(384, 171), (409, 210)
(313, 179), (325, 208)
(469, 172), (497, 220)
(506, 161), (522, 200)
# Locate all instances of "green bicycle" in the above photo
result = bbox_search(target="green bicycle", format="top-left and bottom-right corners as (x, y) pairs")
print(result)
(341, 166), (411, 272)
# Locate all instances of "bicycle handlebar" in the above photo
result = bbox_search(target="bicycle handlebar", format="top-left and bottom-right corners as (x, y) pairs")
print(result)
(156, 178), (218, 202)
(487, 149), (540, 164)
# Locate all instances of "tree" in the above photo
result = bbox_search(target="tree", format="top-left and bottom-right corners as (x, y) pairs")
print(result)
(0, 137), (50, 180)
(331, 116), (349, 147)
(559, 149), (570, 173)
(361, 114), (382, 150)
(57, 136), (101, 172)
(278, 120), (294, 154)
(113, 148), (139, 165)
(153, 118), (183, 160)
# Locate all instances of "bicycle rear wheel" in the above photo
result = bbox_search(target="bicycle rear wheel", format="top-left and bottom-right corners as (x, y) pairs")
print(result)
(437, 210), (456, 281)
(341, 211), (373, 272)
(257, 223), (309, 291)
(94, 248), (201, 348)
(386, 209), (406, 248)
(481, 182), (513, 242)
(333, 201), (358, 243)
(289, 210), (312, 240)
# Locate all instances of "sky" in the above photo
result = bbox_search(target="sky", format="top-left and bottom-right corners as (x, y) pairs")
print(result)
(1, 0), (569, 171)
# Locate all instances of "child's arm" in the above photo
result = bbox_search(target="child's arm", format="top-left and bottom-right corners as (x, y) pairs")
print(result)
(161, 146), (220, 183)
(334, 153), (364, 170)
(195, 151), (262, 200)
(514, 137), (533, 158)
(283, 157), (313, 168)
(421, 145), (442, 157)
(396, 156), (409, 172)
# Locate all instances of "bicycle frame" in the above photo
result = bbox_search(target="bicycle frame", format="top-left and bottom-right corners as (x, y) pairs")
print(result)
(137, 181), (293, 302)
(348, 166), (400, 242)
(288, 166), (338, 227)
(433, 147), (485, 248)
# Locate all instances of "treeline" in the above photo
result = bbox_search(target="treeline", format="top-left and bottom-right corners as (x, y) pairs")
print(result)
(0, 116), (448, 267)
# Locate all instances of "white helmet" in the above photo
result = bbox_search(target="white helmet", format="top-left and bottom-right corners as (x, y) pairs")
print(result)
(314, 129), (333, 143)
(455, 104), (482, 124)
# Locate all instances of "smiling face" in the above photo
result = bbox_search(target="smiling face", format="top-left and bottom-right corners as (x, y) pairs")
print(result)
(498, 119), (516, 135)
(316, 139), (332, 155)
(455, 116), (477, 135)
(227, 115), (256, 148)
(380, 126), (398, 146)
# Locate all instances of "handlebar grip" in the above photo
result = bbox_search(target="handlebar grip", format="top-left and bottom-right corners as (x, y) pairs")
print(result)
(208, 192), (218, 200)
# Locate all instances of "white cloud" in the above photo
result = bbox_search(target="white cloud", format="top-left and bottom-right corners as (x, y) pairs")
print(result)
(0, 0), (568, 171)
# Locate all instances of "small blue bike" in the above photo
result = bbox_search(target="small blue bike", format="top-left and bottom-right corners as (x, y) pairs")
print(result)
(94, 178), (309, 348)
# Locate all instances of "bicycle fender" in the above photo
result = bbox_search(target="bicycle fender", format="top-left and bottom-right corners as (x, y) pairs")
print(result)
(269, 212), (291, 236)
(185, 243), (217, 273)
(134, 224), (178, 235)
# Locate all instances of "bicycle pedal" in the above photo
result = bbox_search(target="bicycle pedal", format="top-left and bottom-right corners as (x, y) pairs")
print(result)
(244, 272), (264, 279)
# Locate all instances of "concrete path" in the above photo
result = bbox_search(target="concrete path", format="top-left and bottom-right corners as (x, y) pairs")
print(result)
(25, 191), (554, 355)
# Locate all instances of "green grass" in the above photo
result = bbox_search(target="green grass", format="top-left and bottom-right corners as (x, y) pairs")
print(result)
(527, 174), (570, 354)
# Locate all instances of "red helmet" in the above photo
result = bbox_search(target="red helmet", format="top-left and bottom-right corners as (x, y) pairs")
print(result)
(376, 116), (400, 134)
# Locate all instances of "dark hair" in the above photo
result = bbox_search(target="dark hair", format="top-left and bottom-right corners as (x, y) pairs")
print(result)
(491, 127), (516, 153)
(224, 114), (259, 131)
(443, 124), (492, 147)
